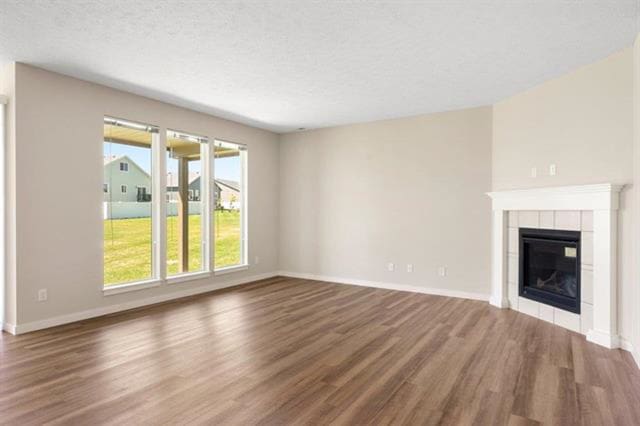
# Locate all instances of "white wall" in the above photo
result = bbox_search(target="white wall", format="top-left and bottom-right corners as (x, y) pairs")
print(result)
(492, 48), (635, 345)
(279, 107), (493, 297)
(8, 63), (280, 327)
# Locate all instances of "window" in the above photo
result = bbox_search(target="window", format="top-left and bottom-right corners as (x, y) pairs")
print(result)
(166, 130), (208, 277)
(214, 140), (247, 269)
(103, 117), (158, 287)
(102, 118), (247, 290)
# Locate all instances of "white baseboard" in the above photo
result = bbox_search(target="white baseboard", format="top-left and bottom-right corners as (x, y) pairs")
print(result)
(2, 322), (16, 334)
(619, 337), (640, 369)
(587, 329), (621, 350)
(489, 296), (510, 309)
(8, 272), (279, 335)
(278, 271), (490, 302)
(633, 348), (640, 369)
(620, 336), (635, 353)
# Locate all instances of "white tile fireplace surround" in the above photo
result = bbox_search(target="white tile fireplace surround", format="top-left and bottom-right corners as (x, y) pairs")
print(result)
(487, 184), (624, 349)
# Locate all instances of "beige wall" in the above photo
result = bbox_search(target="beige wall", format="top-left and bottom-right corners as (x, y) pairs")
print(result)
(492, 48), (635, 343)
(10, 63), (280, 326)
(279, 107), (493, 296)
(2, 44), (637, 344)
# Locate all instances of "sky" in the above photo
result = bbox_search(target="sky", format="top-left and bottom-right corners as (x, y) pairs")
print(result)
(104, 141), (241, 182)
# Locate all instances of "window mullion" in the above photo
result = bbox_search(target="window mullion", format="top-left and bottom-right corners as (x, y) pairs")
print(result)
(154, 130), (167, 281)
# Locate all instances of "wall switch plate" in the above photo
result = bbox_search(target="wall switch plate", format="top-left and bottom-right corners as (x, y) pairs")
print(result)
(407, 264), (413, 273)
(530, 167), (537, 178)
(387, 262), (395, 272)
(549, 164), (557, 176)
(254, 256), (260, 265)
(438, 266), (447, 277)
(38, 289), (48, 302)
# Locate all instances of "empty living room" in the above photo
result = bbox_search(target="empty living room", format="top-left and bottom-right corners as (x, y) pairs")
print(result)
(1, 1), (640, 424)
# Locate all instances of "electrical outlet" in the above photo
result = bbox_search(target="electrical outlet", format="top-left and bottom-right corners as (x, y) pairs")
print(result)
(254, 256), (260, 265)
(38, 289), (48, 302)
(407, 264), (413, 273)
(549, 164), (557, 176)
(387, 262), (395, 272)
(438, 266), (447, 277)
(530, 167), (537, 178)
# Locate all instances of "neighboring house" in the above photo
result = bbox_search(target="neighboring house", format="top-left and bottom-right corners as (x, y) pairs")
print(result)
(215, 179), (240, 210)
(103, 155), (151, 202)
(166, 172), (202, 202)
(104, 156), (240, 209)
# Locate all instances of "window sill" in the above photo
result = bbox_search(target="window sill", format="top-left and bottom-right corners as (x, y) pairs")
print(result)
(214, 264), (249, 276)
(166, 271), (211, 285)
(103, 279), (162, 296)
(102, 267), (246, 296)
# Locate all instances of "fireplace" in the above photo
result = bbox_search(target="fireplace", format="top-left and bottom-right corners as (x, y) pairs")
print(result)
(519, 228), (581, 314)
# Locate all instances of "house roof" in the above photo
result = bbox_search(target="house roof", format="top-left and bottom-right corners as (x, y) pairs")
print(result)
(166, 172), (201, 187)
(105, 156), (239, 191)
(103, 155), (123, 165)
(104, 155), (151, 179)
(216, 179), (239, 192)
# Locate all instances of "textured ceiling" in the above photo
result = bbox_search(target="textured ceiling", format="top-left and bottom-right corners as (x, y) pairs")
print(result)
(0, 1), (638, 133)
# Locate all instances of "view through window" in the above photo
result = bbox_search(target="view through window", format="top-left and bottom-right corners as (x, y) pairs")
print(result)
(103, 117), (157, 286)
(166, 130), (206, 276)
(214, 140), (246, 269)
(103, 118), (247, 286)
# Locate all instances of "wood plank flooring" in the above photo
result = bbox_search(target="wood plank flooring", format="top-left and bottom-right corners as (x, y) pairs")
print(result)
(1, 276), (639, 425)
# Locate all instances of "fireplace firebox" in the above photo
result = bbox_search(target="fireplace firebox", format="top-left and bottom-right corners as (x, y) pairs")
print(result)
(519, 228), (581, 314)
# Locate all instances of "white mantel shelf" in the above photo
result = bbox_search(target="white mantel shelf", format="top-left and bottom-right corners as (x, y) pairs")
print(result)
(487, 183), (624, 212)
(486, 183), (625, 350)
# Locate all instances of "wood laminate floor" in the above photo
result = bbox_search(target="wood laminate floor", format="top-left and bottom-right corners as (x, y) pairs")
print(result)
(1, 276), (639, 425)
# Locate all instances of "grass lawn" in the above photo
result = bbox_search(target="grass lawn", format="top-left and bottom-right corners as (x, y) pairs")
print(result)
(104, 210), (241, 286)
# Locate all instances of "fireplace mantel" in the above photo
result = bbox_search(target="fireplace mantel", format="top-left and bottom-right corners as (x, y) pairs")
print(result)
(486, 183), (625, 349)
(487, 183), (624, 211)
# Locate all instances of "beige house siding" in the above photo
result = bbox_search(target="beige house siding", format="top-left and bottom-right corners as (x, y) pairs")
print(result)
(103, 156), (150, 203)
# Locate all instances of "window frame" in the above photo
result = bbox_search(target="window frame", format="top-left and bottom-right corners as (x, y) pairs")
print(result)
(103, 116), (159, 291)
(164, 129), (211, 281)
(213, 139), (248, 273)
(102, 117), (249, 294)
(119, 162), (129, 172)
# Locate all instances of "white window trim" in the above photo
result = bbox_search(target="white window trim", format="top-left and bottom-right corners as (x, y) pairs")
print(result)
(120, 162), (129, 172)
(103, 116), (159, 290)
(103, 278), (162, 296)
(166, 271), (211, 285)
(165, 129), (210, 281)
(214, 264), (249, 276)
(103, 272), (211, 295)
(213, 139), (248, 272)
(121, 184), (127, 193)
(103, 119), (250, 294)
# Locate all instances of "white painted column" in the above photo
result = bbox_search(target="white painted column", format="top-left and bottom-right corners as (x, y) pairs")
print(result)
(0, 96), (6, 330)
(588, 209), (619, 349)
(490, 209), (509, 308)
(631, 32), (640, 366)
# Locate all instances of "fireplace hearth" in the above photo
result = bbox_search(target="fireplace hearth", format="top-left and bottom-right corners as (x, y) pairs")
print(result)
(519, 228), (581, 314)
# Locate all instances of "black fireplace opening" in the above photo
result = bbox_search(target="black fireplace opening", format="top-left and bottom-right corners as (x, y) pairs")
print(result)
(519, 228), (581, 314)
